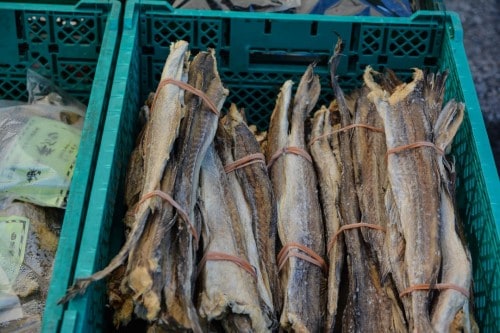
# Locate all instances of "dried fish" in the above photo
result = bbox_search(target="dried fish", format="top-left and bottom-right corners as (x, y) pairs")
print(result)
(216, 104), (279, 321)
(349, 85), (407, 331)
(349, 86), (388, 270)
(161, 49), (228, 331)
(366, 67), (439, 332)
(58, 37), (476, 332)
(59, 41), (190, 303)
(309, 103), (344, 331)
(431, 98), (472, 331)
(197, 144), (272, 331)
(106, 265), (133, 327)
(123, 111), (148, 216)
(365, 66), (470, 332)
(330, 41), (405, 332)
(266, 65), (326, 331)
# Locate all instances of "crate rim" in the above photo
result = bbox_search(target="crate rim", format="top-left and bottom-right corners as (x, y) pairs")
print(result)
(445, 12), (500, 225)
(128, 0), (450, 28)
(0, 0), (116, 11)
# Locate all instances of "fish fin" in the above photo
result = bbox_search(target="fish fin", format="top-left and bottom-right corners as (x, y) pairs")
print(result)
(434, 100), (465, 151)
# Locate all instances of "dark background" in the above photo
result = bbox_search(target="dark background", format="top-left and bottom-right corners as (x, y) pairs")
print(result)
(446, 0), (500, 175)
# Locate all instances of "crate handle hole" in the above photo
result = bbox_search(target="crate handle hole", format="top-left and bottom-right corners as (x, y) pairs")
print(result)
(264, 19), (271, 34)
(310, 22), (318, 36)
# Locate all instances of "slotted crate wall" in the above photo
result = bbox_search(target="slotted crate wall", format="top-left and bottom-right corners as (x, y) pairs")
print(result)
(440, 15), (500, 327)
(0, 1), (121, 332)
(63, 1), (499, 332)
(0, 3), (112, 103)
(137, 7), (446, 129)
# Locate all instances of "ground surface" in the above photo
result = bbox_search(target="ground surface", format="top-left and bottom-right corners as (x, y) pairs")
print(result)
(445, 0), (500, 175)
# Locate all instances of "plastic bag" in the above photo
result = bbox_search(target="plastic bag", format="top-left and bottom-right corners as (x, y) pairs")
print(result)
(0, 202), (62, 331)
(0, 72), (85, 209)
(27, 69), (86, 115)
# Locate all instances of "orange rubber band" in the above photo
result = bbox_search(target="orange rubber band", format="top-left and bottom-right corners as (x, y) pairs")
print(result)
(386, 141), (444, 160)
(327, 223), (386, 254)
(309, 123), (384, 146)
(151, 78), (219, 116)
(277, 242), (328, 274)
(267, 146), (313, 169)
(399, 283), (469, 299)
(136, 190), (199, 245)
(224, 153), (266, 174)
(198, 251), (257, 280)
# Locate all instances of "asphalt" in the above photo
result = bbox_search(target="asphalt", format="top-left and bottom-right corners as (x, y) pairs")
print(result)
(445, 0), (500, 175)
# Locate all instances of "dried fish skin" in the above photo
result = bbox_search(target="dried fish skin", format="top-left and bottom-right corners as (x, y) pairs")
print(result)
(384, 184), (413, 326)
(197, 144), (272, 332)
(365, 67), (443, 333)
(265, 80), (293, 169)
(123, 97), (151, 218)
(267, 65), (326, 332)
(123, 122), (147, 218)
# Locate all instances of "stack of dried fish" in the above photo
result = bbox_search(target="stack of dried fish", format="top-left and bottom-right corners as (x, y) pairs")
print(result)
(310, 74), (404, 333)
(60, 41), (279, 331)
(304, 39), (474, 332)
(60, 39), (476, 332)
(362, 65), (474, 332)
(265, 65), (327, 331)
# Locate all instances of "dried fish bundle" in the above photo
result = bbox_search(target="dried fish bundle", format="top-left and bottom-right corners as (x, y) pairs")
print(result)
(327, 42), (406, 333)
(197, 144), (273, 331)
(365, 66), (473, 332)
(59, 42), (229, 332)
(349, 78), (407, 332)
(266, 65), (327, 331)
(161, 48), (228, 331)
(58, 40), (190, 313)
(216, 104), (279, 318)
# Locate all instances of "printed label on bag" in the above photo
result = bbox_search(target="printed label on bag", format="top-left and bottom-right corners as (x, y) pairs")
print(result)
(0, 216), (29, 284)
(0, 116), (81, 207)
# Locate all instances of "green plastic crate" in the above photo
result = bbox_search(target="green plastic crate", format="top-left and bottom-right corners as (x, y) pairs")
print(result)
(0, 0), (121, 331)
(64, 1), (500, 332)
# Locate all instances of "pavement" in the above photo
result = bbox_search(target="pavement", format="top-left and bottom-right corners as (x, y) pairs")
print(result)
(445, 0), (500, 175)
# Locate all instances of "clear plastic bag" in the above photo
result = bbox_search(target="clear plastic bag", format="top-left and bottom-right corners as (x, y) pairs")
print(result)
(0, 72), (85, 209)
(0, 202), (62, 331)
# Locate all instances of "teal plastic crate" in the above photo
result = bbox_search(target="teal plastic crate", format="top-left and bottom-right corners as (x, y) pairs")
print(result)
(65, 1), (500, 332)
(0, 0), (121, 331)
